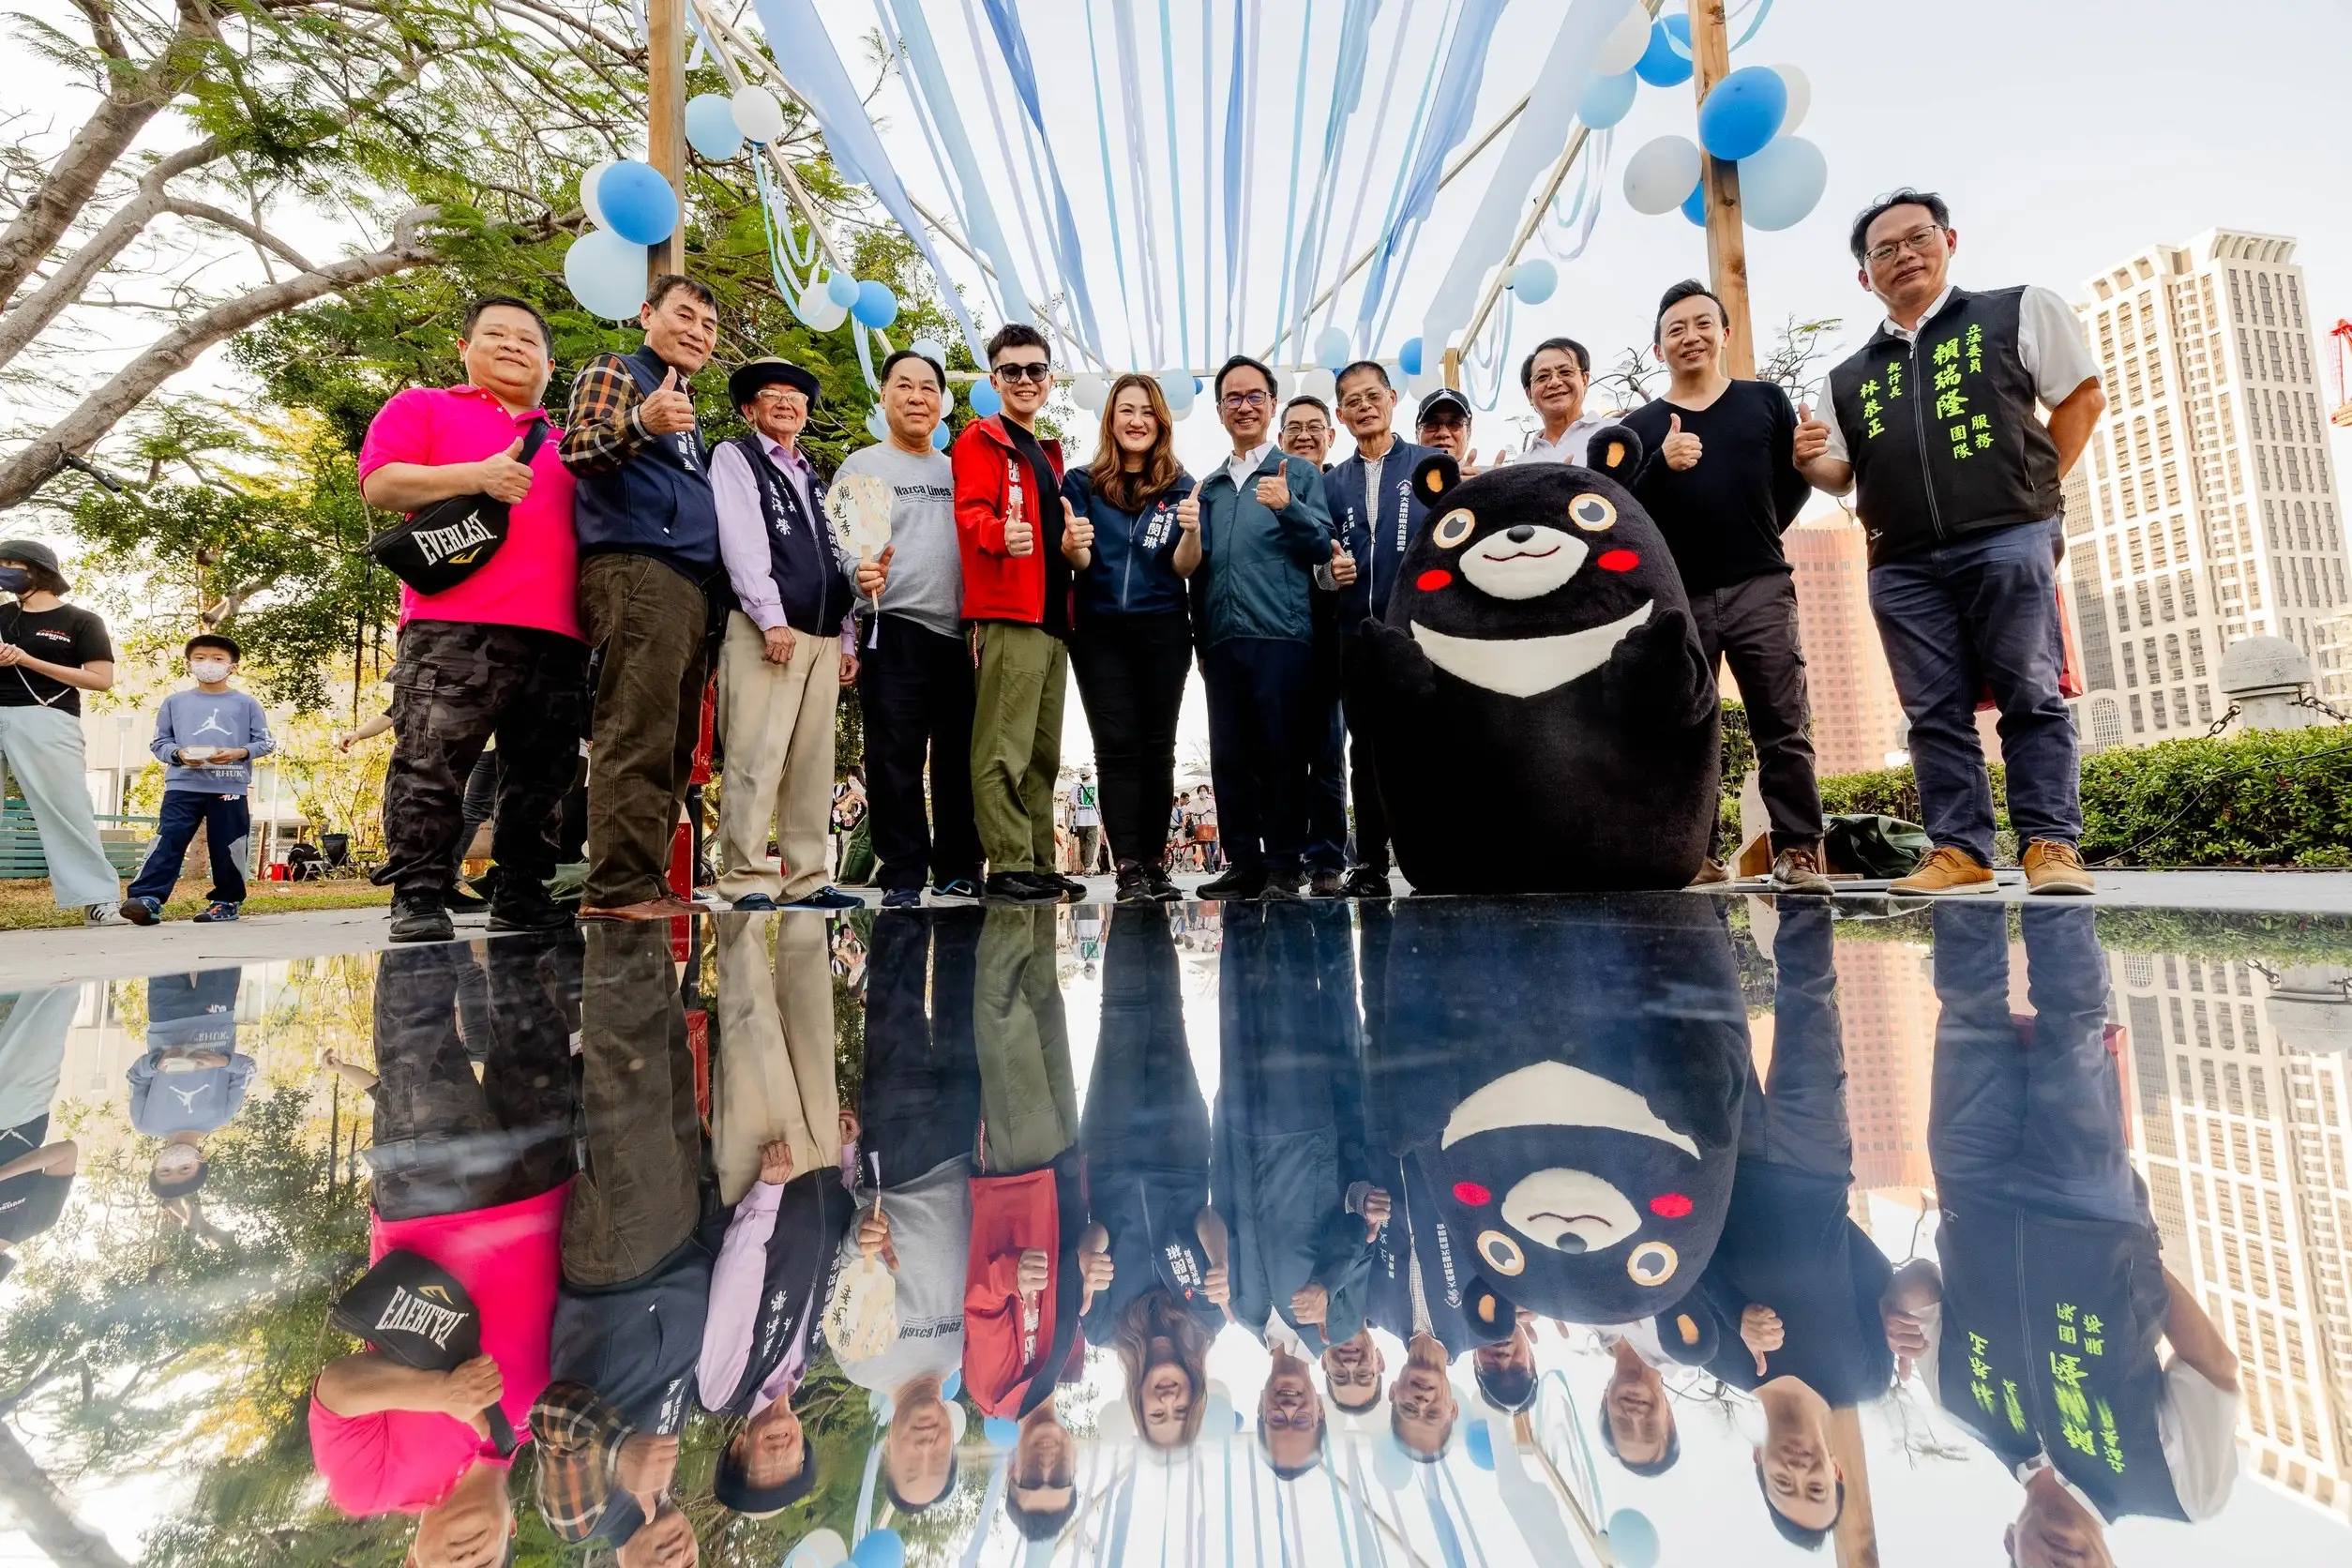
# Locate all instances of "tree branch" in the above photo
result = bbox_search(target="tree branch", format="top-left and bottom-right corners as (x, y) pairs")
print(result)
(0, 205), (443, 510)
(0, 1421), (131, 1568)
(162, 199), (315, 275)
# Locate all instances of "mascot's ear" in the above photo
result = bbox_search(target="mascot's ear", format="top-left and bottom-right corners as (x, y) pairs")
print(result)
(1651, 1304), (1718, 1366)
(1463, 1277), (1519, 1346)
(1586, 424), (1644, 486)
(1411, 453), (1461, 507)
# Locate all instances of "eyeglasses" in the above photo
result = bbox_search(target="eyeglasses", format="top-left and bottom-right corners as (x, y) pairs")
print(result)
(1528, 369), (1582, 390)
(1337, 392), (1387, 414)
(993, 361), (1053, 384)
(753, 386), (807, 406)
(1221, 390), (1270, 411)
(1261, 1406), (1319, 1429)
(1864, 225), (1948, 267)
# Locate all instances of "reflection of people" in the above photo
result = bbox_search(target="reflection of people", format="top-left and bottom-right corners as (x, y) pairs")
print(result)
(1469, 1306), (1539, 1417)
(1257, 1342), (1327, 1481)
(1388, 1331), (1461, 1464)
(1004, 1391), (1078, 1542)
(711, 912), (841, 1206)
(0, 984), (80, 1282)
(826, 910), (981, 1514)
(539, 922), (711, 1554)
(128, 968), (250, 1209)
(1658, 902), (1887, 1548)
(309, 938), (576, 1551)
(1594, 1331), (1681, 1476)
(1888, 904), (2239, 1561)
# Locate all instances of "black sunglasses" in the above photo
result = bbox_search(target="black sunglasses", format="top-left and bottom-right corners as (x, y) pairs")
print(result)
(993, 361), (1053, 384)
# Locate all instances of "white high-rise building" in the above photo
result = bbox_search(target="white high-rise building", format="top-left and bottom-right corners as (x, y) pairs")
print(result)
(2063, 231), (2349, 748)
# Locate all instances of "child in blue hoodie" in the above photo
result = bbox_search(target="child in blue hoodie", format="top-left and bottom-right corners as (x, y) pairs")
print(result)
(125, 634), (275, 924)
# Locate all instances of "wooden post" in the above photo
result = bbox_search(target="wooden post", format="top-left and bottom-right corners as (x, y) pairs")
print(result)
(646, 0), (686, 278)
(1686, 0), (1756, 379)
(1442, 345), (1462, 390)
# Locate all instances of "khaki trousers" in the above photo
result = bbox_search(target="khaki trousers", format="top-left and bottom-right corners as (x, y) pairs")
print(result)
(716, 612), (839, 902)
(969, 622), (1066, 875)
(712, 912), (841, 1206)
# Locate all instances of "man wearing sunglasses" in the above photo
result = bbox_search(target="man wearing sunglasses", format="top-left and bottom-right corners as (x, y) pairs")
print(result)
(1801, 188), (2105, 898)
(1174, 355), (1334, 900)
(953, 324), (1083, 905)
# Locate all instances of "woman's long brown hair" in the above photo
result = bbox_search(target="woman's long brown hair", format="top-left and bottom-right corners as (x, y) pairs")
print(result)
(1113, 1288), (1211, 1450)
(1087, 372), (1184, 513)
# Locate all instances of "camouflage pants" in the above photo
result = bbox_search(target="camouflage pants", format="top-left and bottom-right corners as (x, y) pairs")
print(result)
(383, 620), (588, 900)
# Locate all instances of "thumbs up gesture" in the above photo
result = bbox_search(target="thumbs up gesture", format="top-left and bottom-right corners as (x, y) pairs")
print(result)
(1061, 501), (1095, 565)
(1793, 400), (1831, 465)
(1328, 537), (1358, 587)
(1661, 410), (1703, 471)
(476, 434), (535, 504)
(639, 366), (698, 435)
(1254, 466), (1291, 512)
(1175, 490), (1201, 535)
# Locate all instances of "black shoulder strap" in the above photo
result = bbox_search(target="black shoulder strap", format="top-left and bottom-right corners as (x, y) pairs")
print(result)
(516, 417), (551, 465)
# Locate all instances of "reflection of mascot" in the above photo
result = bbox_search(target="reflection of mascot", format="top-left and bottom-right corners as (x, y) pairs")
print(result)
(1365, 438), (1718, 893)
(1365, 896), (1747, 1331)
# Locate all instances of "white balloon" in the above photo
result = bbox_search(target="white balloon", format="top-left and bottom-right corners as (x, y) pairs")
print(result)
(937, 380), (955, 416)
(1073, 373), (1108, 412)
(947, 1404), (968, 1443)
(1313, 324), (1352, 371)
(1771, 63), (1812, 135)
(1594, 0), (1652, 77)
(795, 279), (848, 332)
(731, 84), (787, 143)
(1157, 369), (1195, 417)
(1299, 368), (1336, 405)
(1623, 133), (1703, 216)
(910, 336), (947, 365)
(564, 230), (647, 320)
(787, 1529), (850, 1568)
(579, 158), (617, 231)
(1738, 134), (1829, 232)
(1095, 1399), (1137, 1442)
(1408, 366), (1445, 400)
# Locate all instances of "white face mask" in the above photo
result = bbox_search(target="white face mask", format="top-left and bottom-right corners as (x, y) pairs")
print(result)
(189, 659), (233, 684)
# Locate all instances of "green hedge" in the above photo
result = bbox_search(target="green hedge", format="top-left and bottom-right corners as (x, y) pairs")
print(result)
(1795, 726), (2352, 868)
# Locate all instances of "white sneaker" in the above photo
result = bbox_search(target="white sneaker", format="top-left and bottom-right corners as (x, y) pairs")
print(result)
(84, 900), (128, 927)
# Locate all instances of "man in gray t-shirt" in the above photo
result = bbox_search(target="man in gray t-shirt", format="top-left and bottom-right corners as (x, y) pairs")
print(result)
(844, 351), (984, 907)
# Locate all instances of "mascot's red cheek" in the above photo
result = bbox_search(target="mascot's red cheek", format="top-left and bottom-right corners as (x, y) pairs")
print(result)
(1598, 550), (1640, 572)
(1454, 1181), (1492, 1206)
(1417, 569), (1454, 591)
(1650, 1192), (1692, 1218)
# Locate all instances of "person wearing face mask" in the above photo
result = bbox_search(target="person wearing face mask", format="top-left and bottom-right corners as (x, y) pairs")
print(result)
(123, 635), (274, 925)
(1063, 373), (1197, 904)
(0, 539), (123, 925)
(127, 967), (250, 1215)
(361, 294), (586, 942)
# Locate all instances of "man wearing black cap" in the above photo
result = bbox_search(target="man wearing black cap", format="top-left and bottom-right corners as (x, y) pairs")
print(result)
(1413, 387), (1476, 471)
(712, 357), (887, 912)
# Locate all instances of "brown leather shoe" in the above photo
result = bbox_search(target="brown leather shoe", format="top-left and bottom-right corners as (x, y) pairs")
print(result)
(2023, 839), (2095, 897)
(1770, 844), (1835, 896)
(1686, 856), (1731, 888)
(578, 895), (700, 920)
(1890, 846), (1997, 896)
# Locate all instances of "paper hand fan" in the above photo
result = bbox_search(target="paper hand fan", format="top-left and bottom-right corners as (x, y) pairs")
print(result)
(824, 473), (895, 563)
(823, 1249), (898, 1362)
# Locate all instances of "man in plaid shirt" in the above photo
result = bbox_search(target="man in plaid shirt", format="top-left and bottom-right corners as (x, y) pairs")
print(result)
(530, 1379), (698, 1562)
(561, 274), (724, 921)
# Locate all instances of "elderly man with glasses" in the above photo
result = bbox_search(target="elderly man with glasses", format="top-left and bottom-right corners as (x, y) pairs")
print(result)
(1173, 355), (1334, 900)
(1798, 188), (2105, 897)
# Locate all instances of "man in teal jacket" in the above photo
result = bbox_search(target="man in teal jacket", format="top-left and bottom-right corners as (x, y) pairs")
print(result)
(1175, 354), (1333, 899)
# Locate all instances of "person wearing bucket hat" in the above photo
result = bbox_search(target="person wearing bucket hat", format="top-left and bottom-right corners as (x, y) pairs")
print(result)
(0, 538), (126, 924)
(713, 1413), (819, 1517)
(712, 355), (881, 912)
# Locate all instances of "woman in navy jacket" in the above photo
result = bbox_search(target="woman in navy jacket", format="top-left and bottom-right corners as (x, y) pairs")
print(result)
(1062, 374), (1197, 904)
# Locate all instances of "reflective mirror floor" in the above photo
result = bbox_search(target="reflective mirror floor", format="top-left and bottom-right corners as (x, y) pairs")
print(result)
(3, 897), (2349, 1566)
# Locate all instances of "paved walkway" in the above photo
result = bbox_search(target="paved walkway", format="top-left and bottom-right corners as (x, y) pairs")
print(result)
(4, 870), (2347, 988)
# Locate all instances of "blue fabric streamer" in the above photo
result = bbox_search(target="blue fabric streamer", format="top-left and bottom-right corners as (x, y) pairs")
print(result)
(751, 158), (812, 309)
(1423, 1463), (1470, 1568)
(1221, 0), (1246, 349)
(1200, 1), (1214, 368)
(1081, 0), (1138, 362)
(872, 0), (1003, 319)
(1312, 0), (1417, 342)
(1111, 0), (1167, 368)
(974, 0), (1108, 356)
(1285, 0), (1382, 362)
(1154, 0), (1190, 367)
(1264, 0), (1316, 368)
(1731, 0), (1774, 49)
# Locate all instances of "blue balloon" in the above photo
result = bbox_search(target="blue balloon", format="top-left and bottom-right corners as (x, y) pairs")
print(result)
(1681, 181), (1709, 226)
(826, 271), (861, 309)
(563, 230), (648, 321)
(1510, 258), (1558, 305)
(983, 1415), (1019, 1448)
(1606, 1509), (1660, 1568)
(1399, 337), (1424, 377)
(967, 379), (1003, 418)
(940, 1369), (960, 1401)
(1739, 134), (1829, 232)
(865, 407), (889, 443)
(1465, 1421), (1495, 1470)
(596, 160), (678, 248)
(685, 94), (744, 161)
(852, 279), (899, 330)
(1635, 15), (1693, 87)
(1697, 65), (1789, 162)
(850, 1529), (905, 1568)
(1314, 324), (1352, 372)
(1576, 68), (1639, 130)
(930, 419), (950, 450)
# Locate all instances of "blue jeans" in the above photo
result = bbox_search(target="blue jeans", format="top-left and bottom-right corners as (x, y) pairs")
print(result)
(128, 789), (249, 905)
(1867, 517), (2079, 865)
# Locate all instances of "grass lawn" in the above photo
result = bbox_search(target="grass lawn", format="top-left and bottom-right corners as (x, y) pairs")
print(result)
(0, 877), (393, 930)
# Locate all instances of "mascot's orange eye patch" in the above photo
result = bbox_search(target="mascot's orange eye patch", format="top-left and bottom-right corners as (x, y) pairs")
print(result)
(1650, 1193), (1692, 1217)
(1417, 569), (1453, 591)
(1598, 550), (1639, 572)
(1454, 1181), (1491, 1205)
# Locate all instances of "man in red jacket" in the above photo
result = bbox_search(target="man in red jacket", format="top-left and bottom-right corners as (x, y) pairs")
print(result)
(951, 323), (1093, 905)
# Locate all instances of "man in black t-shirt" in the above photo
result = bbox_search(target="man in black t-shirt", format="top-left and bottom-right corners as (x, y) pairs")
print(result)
(1620, 285), (1827, 894)
(0, 539), (127, 920)
(0, 1138), (78, 1280)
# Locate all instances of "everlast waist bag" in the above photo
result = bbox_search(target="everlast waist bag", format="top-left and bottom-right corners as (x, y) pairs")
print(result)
(329, 1248), (519, 1455)
(365, 420), (548, 595)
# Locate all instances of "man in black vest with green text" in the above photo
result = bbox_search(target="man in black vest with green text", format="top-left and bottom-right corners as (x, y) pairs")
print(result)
(1797, 190), (2106, 897)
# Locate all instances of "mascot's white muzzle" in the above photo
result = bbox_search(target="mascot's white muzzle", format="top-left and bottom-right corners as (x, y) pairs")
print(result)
(1500, 1168), (1640, 1253)
(1458, 524), (1586, 599)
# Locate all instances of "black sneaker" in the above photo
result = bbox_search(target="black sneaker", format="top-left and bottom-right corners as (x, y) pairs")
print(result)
(785, 885), (864, 911)
(732, 893), (779, 911)
(389, 895), (455, 943)
(445, 883), (490, 912)
(1261, 873), (1306, 900)
(489, 885), (573, 933)
(1113, 864), (1158, 905)
(1340, 867), (1394, 899)
(881, 887), (924, 909)
(1306, 868), (1346, 898)
(1041, 873), (1087, 902)
(1145, 867), (1182, 902)
(984, 871), (1062, 904)
(931, 877), (983, 901)
(1196, 869), (1266, 900)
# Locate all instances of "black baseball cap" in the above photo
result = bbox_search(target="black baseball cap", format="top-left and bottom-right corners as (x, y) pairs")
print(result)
(0, 540), (68, 590)
(1414, 388), (1471, 425)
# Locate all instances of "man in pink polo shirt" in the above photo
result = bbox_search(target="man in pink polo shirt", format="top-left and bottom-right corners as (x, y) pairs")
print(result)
(358, 295), (587, 944)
